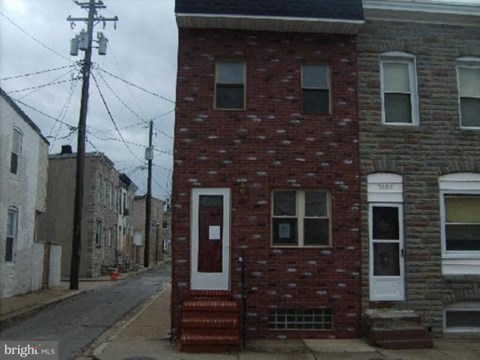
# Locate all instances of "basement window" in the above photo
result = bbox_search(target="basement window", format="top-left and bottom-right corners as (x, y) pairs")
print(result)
(444, 303), (480, 333)
(268, 309), (333, 330)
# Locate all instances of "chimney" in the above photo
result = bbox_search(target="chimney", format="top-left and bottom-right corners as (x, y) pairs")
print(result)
(61, 145), (72, 155)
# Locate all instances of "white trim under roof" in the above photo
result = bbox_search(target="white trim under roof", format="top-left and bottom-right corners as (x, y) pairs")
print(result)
(363, 0), (480, 27)
(176, 13), (364, 34)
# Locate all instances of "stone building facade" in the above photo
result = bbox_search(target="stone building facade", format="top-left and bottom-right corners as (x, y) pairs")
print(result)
(358, 1), (480, 336)
(172, 0), (364, 346)
(39, 149), (132, 277)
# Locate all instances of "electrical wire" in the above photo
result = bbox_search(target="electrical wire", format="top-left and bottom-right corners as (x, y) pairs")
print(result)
(0, 10), (73, 63)
(1, 64), (76, 81)
(7, 76), (79, 95)
(95, 66), (176, 104)
(90, 71), (141, 162)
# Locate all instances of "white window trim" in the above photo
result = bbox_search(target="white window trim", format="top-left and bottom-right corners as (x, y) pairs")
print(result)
(439, 173), (480, 275)
(271, 190), (331, 248)
(380, 51), (419, 126)
(5, 207), (18, 263)
(456, 57), (480, 130)
(214, 61), (246, 111)
(444, 302), (480, 334)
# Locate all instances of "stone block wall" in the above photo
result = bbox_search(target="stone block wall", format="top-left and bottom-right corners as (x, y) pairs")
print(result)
(172, 29), (361, 340)
(357, 20), (480, 335)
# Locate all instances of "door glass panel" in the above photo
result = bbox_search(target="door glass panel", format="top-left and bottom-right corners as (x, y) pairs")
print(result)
(373, 242), (400, 276)
(198, 195), (223, 273)
(373, 206), (399, 240)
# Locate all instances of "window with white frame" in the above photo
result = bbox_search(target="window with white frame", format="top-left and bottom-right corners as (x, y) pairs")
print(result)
(457, 58), (480, 128)
(380, 52), (419, 125)
(215, 61), (245, 110)
(302, 64), (330, 114)
(5, 207), (18, 262)
(445, 302), (480, 333)
(272, 190), (330, 247)
(443, 195), (480, 252)
(439, 173), (480, 275)
(10, 128), (23, 174)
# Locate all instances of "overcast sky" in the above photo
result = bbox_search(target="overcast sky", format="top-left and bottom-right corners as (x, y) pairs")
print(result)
(0, 0), (177, 202)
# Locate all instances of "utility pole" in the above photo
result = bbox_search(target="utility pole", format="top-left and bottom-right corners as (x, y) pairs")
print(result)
(67, 0), (117, 290)
(144, 120), (153, 268)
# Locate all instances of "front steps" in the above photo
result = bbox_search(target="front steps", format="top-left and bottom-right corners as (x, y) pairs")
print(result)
(180, 292), (241, 352)
(365, 309), (433, 349)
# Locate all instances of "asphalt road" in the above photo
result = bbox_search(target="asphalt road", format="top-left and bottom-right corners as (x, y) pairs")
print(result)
(0, 264), (171, 360)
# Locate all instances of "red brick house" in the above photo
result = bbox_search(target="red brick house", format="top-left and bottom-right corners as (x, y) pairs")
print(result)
(171, 0), (364, 350)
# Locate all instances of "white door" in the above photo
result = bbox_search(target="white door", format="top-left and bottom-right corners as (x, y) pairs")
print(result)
(191, 188), (230, 290)
(369, 203), (405, 301)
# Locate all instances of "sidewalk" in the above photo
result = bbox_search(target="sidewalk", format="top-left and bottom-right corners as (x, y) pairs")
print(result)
(0, 262), (161, 329)
(93, 285), (480, 360)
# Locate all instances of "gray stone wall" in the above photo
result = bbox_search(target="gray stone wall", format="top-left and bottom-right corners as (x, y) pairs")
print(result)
(358, 20), (480, 335)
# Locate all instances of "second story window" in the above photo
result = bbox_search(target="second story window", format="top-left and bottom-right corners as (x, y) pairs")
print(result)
(380, 52), (419, 125)
(302, 65), (330, 114)
(215, 61), (245, 110)
(457, 58), (480, 128)
(10, 128), (23, 174)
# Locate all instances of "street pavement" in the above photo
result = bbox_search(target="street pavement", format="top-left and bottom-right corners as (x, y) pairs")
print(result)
(0, 264), (171, 360)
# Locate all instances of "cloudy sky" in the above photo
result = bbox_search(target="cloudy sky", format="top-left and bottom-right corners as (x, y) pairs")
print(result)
(0, 0), (177, 202)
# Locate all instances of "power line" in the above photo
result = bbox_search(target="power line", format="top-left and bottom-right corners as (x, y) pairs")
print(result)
(10, 97), (77, 129)
(95, 66), (176, 104)
(1, 64), (77, 81)
(0, 10), (73, 63)
(91, 71), (141, 162)
(7, 76), (80, 95)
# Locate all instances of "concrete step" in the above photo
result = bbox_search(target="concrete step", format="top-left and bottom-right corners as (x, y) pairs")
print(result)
(376, 338), (433, 349)
(369, 325), (429, 342)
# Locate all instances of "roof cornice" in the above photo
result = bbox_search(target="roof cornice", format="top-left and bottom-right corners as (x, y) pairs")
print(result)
(363, 0), (480, 27)
(176, 13), (364, 34)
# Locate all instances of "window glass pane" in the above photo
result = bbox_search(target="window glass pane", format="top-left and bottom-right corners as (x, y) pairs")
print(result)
(216, 85), (244, 109)
(446, 225), (480, 251)
(446, 310), (480, 328)
(302, 65), (328, 88)
(272, 218), (297, 245)
(372, 206), (399, 240)
(385, 93), (412, 123)
(383, 62), (410, 92)
(13, 129), (22, 154)
(303, 89), (329, 114)
(5, 237), (14, 262)
(373, 242), (400, 276)
(304, 219), (329, 246)
(10, 153), (18, 174)
(273, 191), (296, 216)
(217, 62), (244, 84)
(460, 98), (480, 127)
(458, 67), (480, 97)
(7, 209), (16, 237)
(305, 191), (327, 217)
(446, 197), (480, 223)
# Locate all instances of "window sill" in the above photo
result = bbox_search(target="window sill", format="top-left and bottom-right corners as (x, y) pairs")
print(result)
(442, 257), (480, 275)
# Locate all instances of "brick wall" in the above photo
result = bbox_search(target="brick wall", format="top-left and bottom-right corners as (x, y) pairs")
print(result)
(172, 29), (361, 339)
(358, 20), (480, 335)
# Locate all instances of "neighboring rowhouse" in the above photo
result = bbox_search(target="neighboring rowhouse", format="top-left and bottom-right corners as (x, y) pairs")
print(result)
(117, 173), (137, 269)
(0, 88), (61, 299)
(39, 147), (135, 278)
(172, 0), (364, 349)
(358, 0), (480, 342)
(133, 196), (165, 266)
